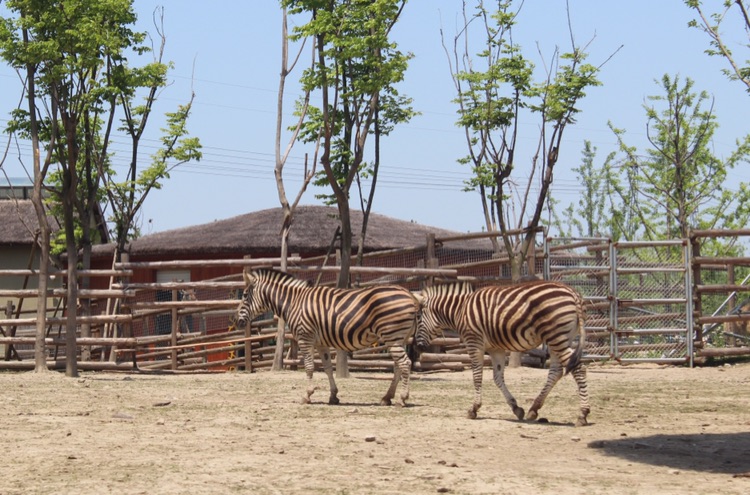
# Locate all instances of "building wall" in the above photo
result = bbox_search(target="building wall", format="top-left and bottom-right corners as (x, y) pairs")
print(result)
(0, 245), (42, 290)
(0, 245), (63, 315)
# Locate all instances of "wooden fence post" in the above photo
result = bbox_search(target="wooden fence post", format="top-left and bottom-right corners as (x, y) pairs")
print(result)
(109, 253), (127, 363)
(425, 233), (437, 287)
(727, 262), (737, 346)
(244, 324), (253, 372)
(2, 300), (11, 359)
(171, 288), (179, 370)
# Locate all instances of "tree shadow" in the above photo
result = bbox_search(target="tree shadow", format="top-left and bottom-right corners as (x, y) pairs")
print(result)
(589, 432), (750, 475)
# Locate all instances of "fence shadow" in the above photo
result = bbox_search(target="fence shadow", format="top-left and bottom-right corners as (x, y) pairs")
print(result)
(589, 432), (750, 475)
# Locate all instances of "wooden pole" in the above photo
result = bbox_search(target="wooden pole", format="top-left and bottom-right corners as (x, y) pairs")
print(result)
(110, 253), (128, 363)
(335, 248), (349, 379)
(244, 325), (253, 372)
(171, 288), (179, 370)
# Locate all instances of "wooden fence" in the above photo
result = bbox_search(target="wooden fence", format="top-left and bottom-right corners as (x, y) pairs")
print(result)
(2, 228), (750, 373)
(0, 255), (461, 372)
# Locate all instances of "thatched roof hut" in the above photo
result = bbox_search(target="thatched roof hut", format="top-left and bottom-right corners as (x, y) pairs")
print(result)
(0, 199), (55, 246)
(92, 205), (465, 259)
(85, 205), (480, 286)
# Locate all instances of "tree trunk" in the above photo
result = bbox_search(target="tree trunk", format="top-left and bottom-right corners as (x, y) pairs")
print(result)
(64, 228), (79, 378)
(508, 251), (524, 368)
(62, 160), (79, 377)
(335, 203), (352, 379)
(271, 223), (291, 372)
(23, 24), (51, 373)
(80, 242), (91, 361)
(31, 181), (50, 373)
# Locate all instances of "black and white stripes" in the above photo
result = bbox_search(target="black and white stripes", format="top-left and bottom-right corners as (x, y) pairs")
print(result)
(415, 280), (590, 426)
(236, 269), (419, 407)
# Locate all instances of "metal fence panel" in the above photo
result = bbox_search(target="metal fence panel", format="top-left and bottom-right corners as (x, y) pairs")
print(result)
(610, 241), (692, 365)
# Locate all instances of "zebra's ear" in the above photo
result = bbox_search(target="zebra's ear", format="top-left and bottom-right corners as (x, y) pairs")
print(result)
(243, 270), (255, 286)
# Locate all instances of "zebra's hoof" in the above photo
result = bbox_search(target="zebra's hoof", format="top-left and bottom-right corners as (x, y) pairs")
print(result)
(380, 398), (392, 406)
(515, 406), (527, 421)
(329, 396), (340, 405)
(301, 397), (311, 405)
(576, 416), (588, 427)
(467, 409), (478, 420)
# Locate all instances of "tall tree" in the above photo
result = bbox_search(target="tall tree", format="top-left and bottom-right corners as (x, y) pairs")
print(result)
(101, 9), (201, 258)
(0, 11), (54, 372)
(0, 1), (200, 375)
(446, 0), (602, 281)
(608, 75), (750, 244)
(284, 0), (414, 287)
(270, 6), (317, 371)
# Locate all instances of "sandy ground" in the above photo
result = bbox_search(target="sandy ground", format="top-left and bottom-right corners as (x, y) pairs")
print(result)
(2, 361), (750, 495)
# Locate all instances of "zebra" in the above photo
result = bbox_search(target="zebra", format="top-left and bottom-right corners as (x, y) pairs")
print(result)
(235, 268), (419, 407)
(414, 280), (590, 426)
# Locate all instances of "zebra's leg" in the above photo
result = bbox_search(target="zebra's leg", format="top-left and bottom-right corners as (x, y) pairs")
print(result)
(382, 345), (412, 407)
(298, 339), (318, 405)
(570, 362), (590, 426)
(318, 346), (340, 405)
(381, 365), (399, 407)
(526, 356), (564, 422)
(467, 348), (485, 419)
(488, 351), (525, 420)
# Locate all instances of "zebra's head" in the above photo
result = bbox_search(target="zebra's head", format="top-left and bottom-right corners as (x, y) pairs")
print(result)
(235, 270), (266, 329)
(413, 282), (474, 352)
(413, 291), (439, 352)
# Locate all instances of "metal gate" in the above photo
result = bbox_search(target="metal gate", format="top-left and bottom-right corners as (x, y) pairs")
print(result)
(546, 238), (694, 365)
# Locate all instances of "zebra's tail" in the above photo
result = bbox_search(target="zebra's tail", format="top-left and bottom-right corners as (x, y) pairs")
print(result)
(565, 299), (587, 374)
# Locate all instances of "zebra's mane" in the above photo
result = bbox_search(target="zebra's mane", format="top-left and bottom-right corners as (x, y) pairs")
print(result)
(424, 281), (474, 297)
(251, 268), (311, 289)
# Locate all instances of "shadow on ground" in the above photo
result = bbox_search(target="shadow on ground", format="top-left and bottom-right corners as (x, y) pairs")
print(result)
(589, 432), (750, 475)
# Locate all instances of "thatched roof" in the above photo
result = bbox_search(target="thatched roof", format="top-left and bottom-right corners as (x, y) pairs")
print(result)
(0, 199), (59, 245)
(93, 205), (469, 258)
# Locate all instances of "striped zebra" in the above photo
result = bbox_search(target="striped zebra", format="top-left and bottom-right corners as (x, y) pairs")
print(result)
(415, 280), (590, 426)
(235, 269), (419, 407)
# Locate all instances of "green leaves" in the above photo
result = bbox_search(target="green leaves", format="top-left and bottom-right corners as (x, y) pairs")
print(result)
(685, 0), (750, 93)
(605, 74), (750, 244)
(290, 0), (413, 204)
(1, 0), (201, 252)
(450, 0), (601, 240)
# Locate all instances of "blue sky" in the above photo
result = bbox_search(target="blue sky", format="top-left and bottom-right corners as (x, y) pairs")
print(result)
(1, 1), (749, 236)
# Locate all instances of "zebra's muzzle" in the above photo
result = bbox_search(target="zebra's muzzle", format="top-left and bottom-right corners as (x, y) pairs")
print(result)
(235, 310), (249, 329)
(414, 336), (430, 353)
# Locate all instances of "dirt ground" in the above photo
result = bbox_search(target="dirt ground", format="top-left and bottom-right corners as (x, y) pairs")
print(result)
(2, 360), (750, 495)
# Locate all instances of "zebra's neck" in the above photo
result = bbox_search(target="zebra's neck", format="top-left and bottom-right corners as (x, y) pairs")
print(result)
(436, 292), (469, 329)
(261, 282), (306, 322)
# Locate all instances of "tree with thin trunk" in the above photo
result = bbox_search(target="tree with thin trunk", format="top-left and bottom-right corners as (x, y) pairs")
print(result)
(284, 0), (414, 288)
(0, 20), (55, 372)
(270, 6), (318, 372)
(550, 141), (640, 242)
(447, 0), (604, 367)
(0, 1), (200, 375)
(446, 1), (604, 283)
(101, 9), (201, 259)
(607, 74), (750, 250)
(284, 0), (415, 376)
